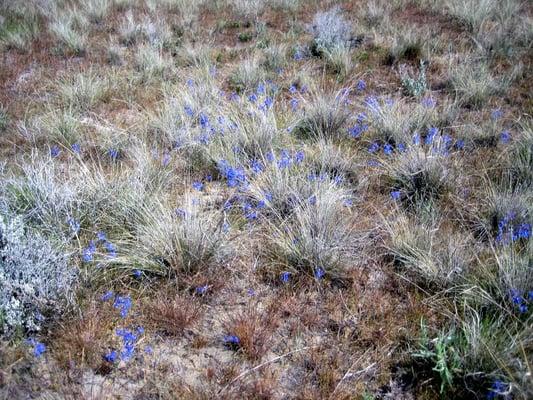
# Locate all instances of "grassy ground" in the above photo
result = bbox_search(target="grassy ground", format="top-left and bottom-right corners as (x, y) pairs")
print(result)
(0, 0), (531, 399)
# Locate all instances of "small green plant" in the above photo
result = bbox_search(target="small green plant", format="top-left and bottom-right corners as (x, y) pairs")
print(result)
(413, 320), (462, 393)
(399, 60), (428, 97)
(238, 31), (253, 42)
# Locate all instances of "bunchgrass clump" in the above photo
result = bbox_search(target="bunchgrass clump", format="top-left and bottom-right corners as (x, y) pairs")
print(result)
(228, 57), (265, 93)
(130, 197), (231, 276)
(176, 43), (213, 68)
(146, 73), (221, 149)
(56, 70), (108, 111)
(144, 292), (203, 336)
(385, 25), (427, 64)
(490, 242), (532, 300)
(472, 182), (531, 244)
(445, 0), (502, 32)
(84, 0), (111, 24)
(211, 106), (281, 163)
(385, 213), (473, 288)
(230, 0), (265, 21)
(292, 89), (351, 141)
(0, 20), (38, 52)
(222, 304), (278, 361)
(0, 105), (9, 132)
(322, 44), (354, 81)
(119, 11), (173, 48)
(448, 60), (508, 108)
(33, 107), (85, 146)
(503, 119), (533, 188)
(261, 43), (288, 72)
(360, 0), (391, 27)
(246, 152), (347, 218)
(382, 144), (454, 208)
(474, 13), (532, 58)
(270, 0), (300, 13)
(416, 304), (532, 397)
(134, 45), (174, 80)
(308, 141), (358, 185)
(49, 11), (88, 55)
(364, 97), (437, 145)
(265, 181), (359, 279)
(2, 159), (82, 232)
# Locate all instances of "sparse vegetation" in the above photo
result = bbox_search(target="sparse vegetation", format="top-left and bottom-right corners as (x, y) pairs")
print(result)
(0, 0), (531, 398)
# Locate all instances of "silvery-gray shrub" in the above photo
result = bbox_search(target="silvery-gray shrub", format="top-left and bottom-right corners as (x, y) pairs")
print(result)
(0, 213), (77, 337)
(310, 7), (353, 52)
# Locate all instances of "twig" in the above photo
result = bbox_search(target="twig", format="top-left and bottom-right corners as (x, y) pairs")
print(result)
(218, 346), (311, 394)
(332, 349), (371, 395)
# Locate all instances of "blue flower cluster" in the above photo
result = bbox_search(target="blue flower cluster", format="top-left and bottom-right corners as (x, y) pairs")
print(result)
(314, 267), (325, 280)
(509, 289), (533, 314)
(82, 231), (117, 263)
(487, 379), (510, 399)
(491, 109), (504, 120)
(360, 96), (465, 155)
(391, 190), (401, 201)
(26, 338), (46, 357)
(366, 127), (462, 157)
(181, 103), (237, 146)
(293, 48), (305, 61)
(102, 290), (132, 318)
(421, 96), (436, 108)
(218, 160), (248, 188)
(348, 113), (369, 139)
(113, 295), (133, 318)
(67, 217), (80, 234)
(500, 131), (511, 144)
(223, 334), (240, 350)
(219, 148), (314, 222)
(100, 292), (152, 364)
(495, 212), (531, 244)
(192, 181), (204, 191)
(195, 284), (209, 295)
(71, 143), (81, 154)
(50, 145), (61, 158)
(104, 326), (145, 363)
(108, 148), (119, 160)
(287, 84), (308, 112)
